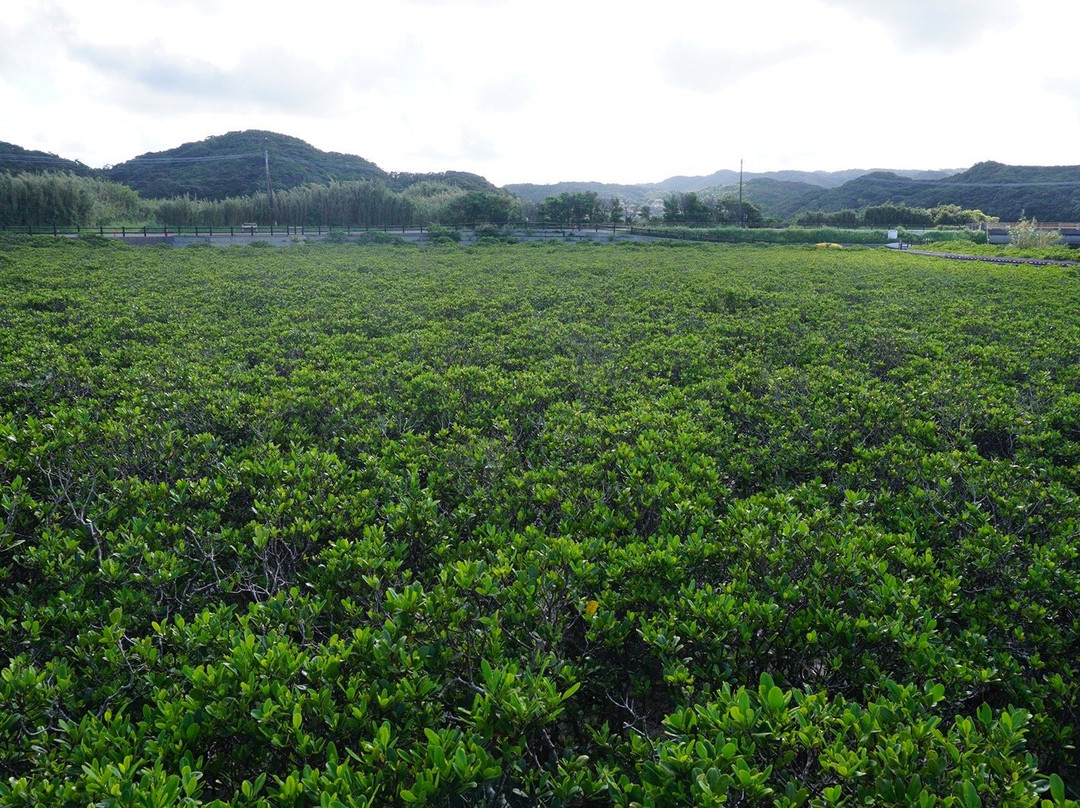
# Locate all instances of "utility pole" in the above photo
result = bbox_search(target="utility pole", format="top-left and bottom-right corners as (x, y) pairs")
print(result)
(264, 145), (274, 225)
(734, 158), (743, 229)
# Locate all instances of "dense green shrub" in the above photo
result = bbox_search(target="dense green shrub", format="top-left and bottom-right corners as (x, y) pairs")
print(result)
(425, 223), (462, 244)
(0, 240), (1077, 805)
(633, 225), (890, 244)
(905, 228), (988, 244)
(917, 240), (1078, 260)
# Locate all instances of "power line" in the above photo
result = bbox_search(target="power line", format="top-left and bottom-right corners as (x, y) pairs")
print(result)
(0, 153), (87, 165)
(124, 153), (262, 164)
(859, 175), (1080, 189)
(1, 152), (264, 166)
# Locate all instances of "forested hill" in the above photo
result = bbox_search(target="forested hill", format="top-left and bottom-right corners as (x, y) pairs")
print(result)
(796, 162), (1080, 221)
(103, 131), (500, 201)
(8, 129), (1080, 220)
(384, 170), (500, 194)
(105, 131), (385, 200)
(0, 141), (96, 177)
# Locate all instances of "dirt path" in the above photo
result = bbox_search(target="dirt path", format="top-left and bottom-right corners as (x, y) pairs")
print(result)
(893, 247), (1080, 267)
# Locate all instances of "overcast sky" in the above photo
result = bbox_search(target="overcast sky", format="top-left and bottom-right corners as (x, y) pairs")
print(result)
(3, 0), (1080, 186)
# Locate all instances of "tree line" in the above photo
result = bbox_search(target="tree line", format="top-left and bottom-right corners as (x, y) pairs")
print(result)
(0, 172), (146, 227)
(534, 191), (767, 227)
(1, 171), (1000, 231)
(795, 201), (995, 228)
(0, 171), (522, 228)
(659, 191), (765, 226)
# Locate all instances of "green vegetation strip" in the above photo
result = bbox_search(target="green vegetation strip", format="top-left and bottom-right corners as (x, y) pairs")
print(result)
(630, 225), (893, 244)
(1, 238), (1078, 806)
(918, 240), (1080, 262)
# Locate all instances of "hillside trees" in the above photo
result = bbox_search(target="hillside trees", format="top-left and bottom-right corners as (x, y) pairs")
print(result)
(0, 141), (96, 177)
(791, 163), (1080, 221)
(106, 130), (385, 200)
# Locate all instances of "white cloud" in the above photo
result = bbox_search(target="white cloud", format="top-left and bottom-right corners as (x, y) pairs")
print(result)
(67, 41), (346, 115)
(656, 41), (812, 94)
(4, 0), (1080, 185)
(817, 0), (1019, 49)
(476, 75), (535, 114)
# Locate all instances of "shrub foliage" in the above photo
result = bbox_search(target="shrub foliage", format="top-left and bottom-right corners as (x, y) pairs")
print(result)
(0, 240), (1078, 806)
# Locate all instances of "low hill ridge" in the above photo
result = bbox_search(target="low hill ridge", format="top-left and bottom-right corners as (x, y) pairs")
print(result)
(0, 141), (96, 177)
(5, 131), (1080, 219)
(799, 163), (1080, 220)
(105, 130), (385, 201)
(102, 130), (500, 201)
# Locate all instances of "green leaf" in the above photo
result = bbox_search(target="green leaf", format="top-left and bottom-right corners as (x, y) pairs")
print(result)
(454, 746), (469, 775)
(962, 781), (981, 808)
(1049, 774), (1065, 804)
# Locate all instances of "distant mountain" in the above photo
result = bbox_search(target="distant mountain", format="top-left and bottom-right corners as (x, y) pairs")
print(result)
(506, 167), (966, 219)
(509, 163), (1080, 222)
(503, 180), (659, 206)
(0, 141), (96, 177)
(759, 167), (960, 189)
(647, 167), (925, 192)
(799, 163), (1080, 221)
(652, 170), (741, 193)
